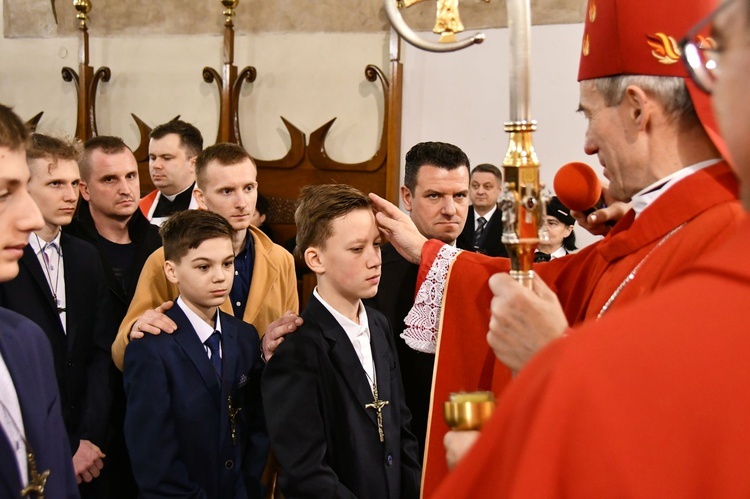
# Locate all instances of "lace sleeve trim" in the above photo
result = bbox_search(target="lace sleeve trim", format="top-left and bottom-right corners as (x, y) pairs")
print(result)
(401, 244), (461, 354)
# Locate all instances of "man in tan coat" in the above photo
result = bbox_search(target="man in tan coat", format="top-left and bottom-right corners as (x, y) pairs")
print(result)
(112, 143), (297, 371)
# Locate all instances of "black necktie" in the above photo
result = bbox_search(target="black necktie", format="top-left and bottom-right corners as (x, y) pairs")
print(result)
(473, 217), (487, 248)
(534, 251), (551, 263)
(205, 331), (222, 380)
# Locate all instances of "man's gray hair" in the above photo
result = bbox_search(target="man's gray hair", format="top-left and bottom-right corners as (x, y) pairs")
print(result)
(593, 75), (697, 124)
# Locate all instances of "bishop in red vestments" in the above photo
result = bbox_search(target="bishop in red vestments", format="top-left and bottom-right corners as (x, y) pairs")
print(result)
(431, 0), (750, 495)
(368, 0), (745, 495)
(434, 217), (750, 497)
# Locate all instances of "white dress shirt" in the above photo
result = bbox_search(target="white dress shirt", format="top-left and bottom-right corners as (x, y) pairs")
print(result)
(473, 205), (497, 230)
(29, 232), (67, 334)
(549, 246), (568, 260)
(176, 297), (223, 361)
(313, 288), (375, 392)
(631, 159), (719, 218)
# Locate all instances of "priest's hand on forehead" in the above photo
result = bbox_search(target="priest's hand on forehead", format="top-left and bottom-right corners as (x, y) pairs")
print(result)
(368, 193), (427, 264)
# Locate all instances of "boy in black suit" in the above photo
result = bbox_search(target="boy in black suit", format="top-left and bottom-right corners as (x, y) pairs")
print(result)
(262, 184), (421, 498)
(0, 133), (114, 495)
(123, 210), (268, 498)
(0, 105), (79, 498)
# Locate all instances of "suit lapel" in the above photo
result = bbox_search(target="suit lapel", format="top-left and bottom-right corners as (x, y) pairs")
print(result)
(220, 312), (240, 393)
(369, 314), (393, 416)
(60, 235), (80, 349)
(309, 297), (379, 429)
(19, 247), (56, 311)
(0, 328), (50, 488)
(0, 430), (20, 497)
(218, 311), (239, 447)
(458, 206), (475, 248)
(482, 209), (502, 245)
(0, 334), (24, 494)
(169, 306), (222, 406)
(243, 228), (280, 325)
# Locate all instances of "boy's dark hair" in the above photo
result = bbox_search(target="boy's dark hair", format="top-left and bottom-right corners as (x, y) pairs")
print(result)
(79, 136), (131, 181)
(403, 141), (470, 192)
(149, 120), (203, 158)
(295, 184), (372, 260)
(195, 143), (253, 189)
(0, 104), (29, 152)
(160, 210), (234, 263)
(471, 163), (503, 183)
(28, 134), (82, 170)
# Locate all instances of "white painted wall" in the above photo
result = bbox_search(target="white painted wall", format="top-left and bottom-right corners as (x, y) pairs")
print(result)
(0, 1), (601, 247)
(402, 25), (601, 248)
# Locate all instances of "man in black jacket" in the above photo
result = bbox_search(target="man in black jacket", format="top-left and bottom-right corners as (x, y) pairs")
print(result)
(65, 136), (162, 499)
(365, 141), (470, 461)
(457, 163), (508, 257)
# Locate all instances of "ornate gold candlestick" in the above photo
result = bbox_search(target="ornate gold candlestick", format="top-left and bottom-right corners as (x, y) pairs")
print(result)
(62, 0), (111, 140)
(499, 0), (548, 288)
(203, 0), (257, 145)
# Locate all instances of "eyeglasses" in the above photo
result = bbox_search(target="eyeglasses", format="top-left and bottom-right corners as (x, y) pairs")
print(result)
(680, 0), (735, 94)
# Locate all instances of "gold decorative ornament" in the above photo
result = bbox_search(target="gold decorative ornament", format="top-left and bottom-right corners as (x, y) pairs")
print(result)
(647, 32), (682, 65)
(73, 0), (91, 29)
(499, 0), (549, 289)
(402, 0), (466, 42)
(384, 0), (487, 52)
(583, 33), (590, 56)
(221, 0), (239, 26)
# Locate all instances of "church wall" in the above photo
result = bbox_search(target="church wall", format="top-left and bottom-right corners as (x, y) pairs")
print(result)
(0, 2), (599, 247)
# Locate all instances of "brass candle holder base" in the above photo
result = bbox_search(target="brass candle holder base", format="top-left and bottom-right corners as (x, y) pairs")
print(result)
(444, 391), (496, 431)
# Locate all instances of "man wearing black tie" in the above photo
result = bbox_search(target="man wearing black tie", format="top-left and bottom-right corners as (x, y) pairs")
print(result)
(457, 163), (508, 257)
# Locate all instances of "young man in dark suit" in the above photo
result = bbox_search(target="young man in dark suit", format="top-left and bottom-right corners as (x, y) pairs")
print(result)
(263, 184), (421, 498)
(0, 104), (79, 497)
(124, 210), (268, 498)
(456, 163), (508, 257)
(0, 133), (115, 495)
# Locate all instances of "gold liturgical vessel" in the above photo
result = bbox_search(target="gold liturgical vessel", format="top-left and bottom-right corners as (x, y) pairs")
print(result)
(444, 392), (496, 431)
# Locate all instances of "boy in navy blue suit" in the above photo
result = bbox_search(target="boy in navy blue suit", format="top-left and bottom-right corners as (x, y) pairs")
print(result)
(262, 184), (421, 498)
(124, 210), (268, 498)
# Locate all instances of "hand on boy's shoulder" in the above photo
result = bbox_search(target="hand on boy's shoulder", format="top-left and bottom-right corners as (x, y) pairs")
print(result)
(129, 300), (177, 340)
(262, 311), (304, 361)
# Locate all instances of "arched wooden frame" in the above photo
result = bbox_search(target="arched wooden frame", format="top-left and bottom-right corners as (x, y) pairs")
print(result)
(43, 0), (402, 247)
